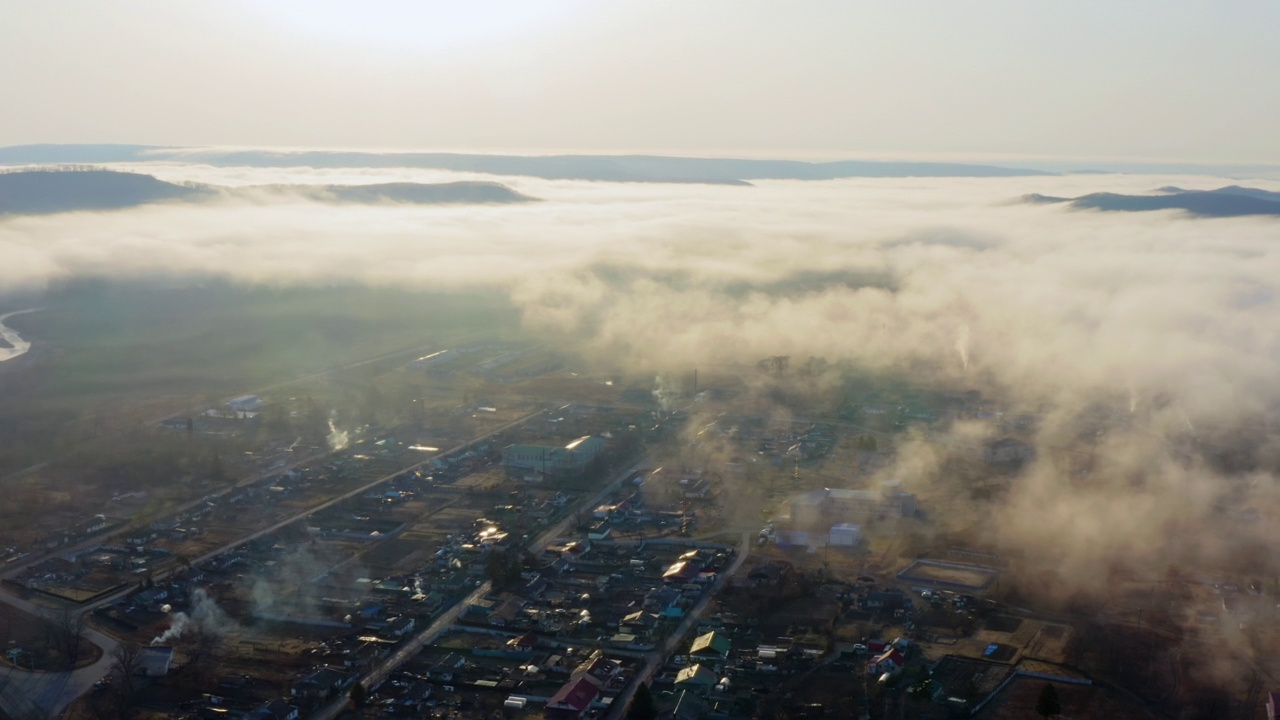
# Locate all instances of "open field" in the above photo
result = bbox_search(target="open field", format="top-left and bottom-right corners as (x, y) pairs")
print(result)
(0, 601), (101, 671)
(898, 559), (998, 591)
(974, 677), (1159, 720)
(0, 281), (520, 477)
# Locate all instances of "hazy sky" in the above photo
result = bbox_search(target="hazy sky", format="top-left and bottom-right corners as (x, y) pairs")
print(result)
(3, 1), (1280, 163)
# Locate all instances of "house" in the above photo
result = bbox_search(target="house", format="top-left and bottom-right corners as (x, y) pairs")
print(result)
(382, 615), (415, 639)
(864, 590), (911, 612)
(343, 641), (388, 669)
(249, 700), (298, 720)
(291, 667), (350, 699)
(427, 653), (466, 681)
(867, 648), (905, 676)
(674, 664), (718, 690)
(772, 529), (812, 548)
(489, 596), (525, 627)
(689, 631), (731, 661)
(468, 597), (496, 618)
(580, 654), (621, 685)
(390, 680), (433, 708)
(662, 689), (709, 720)
(621, 610), (660, 633)
(645, 585), (679, 607)
(523, 575), (548, 600)
(662, 560), (700, 584)
(136, 646), (175, 677)
(134, 587), (170, 609)
(681, 478), (713, 499)
(507, 632), (540, 652)
(546, 676), (601, 720)
(747, 562), (794, 588)
(544, 654), (574, 675)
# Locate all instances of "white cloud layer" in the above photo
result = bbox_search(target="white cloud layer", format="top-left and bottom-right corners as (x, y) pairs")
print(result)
(5, 165), (1280, 593)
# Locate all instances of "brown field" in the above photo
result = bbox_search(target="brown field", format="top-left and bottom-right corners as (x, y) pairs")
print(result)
(898, 559), (997, 590)
(0, 601), (102, 671)
(975, 677), (1159, 720)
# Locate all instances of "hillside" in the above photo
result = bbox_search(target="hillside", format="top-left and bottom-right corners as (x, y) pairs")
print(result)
(0, 170), (533, 216)
(0, 144), (1052, 183)
(272, 181), (533, 204)
(1021, 185), (1280, 217)
(0, 169), (209, 215)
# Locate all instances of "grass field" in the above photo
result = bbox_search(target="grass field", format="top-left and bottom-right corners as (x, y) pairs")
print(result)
(898, 559), (997, 590)
(0, 601), (102, 671)
(0, 280), (521, 477)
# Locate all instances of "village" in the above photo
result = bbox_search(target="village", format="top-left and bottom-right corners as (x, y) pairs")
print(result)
(0, 345), (1269, 720)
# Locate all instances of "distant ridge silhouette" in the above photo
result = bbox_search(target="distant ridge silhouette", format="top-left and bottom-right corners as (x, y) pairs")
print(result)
(0, 144), (1052, 184)
(1021, 185), (1280, 217)
(0, 169), (533, 216)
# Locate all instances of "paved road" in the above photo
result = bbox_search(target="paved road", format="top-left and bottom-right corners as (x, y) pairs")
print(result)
(0, 444), (330, 584)
(5, 407), (547, 609)
(603, 530), (752, 720)
(1, 334), (476, 576)
(0, 624), (119, 720)
(148, 408), (551, 592)
(0, 408), (549, 719)
(0, 580), (121, 717)
(309, 455), (652, 720)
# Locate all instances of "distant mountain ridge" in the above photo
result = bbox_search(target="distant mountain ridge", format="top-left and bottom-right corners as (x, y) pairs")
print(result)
(266, 181), (532, 205)
(1022, 185), (1280, 217)
(0, 144), (1052, 183)
(0, 169), (210, 215)
(0, 169), (533, 216)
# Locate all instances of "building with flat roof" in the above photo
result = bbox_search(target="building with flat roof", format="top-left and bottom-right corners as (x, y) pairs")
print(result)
(829, 523), (861, 546)
(790, 483), (916, 527)
(226, 395), (263, 413)
(503, 436), (606, 476)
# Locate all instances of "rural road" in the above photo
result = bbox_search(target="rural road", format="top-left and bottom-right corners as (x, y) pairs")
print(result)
(309, 454), (652, 720)
(602, 529), (752, 720)
(0, 407), (550, 718)
(0, 623), (118, 720)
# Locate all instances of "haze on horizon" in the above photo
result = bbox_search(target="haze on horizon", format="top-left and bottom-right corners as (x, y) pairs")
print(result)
(3, 1), (1280, 165)
(7, 5), (1280, 714)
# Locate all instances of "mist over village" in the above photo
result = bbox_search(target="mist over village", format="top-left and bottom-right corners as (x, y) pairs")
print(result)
(3, 4), (1280, 720)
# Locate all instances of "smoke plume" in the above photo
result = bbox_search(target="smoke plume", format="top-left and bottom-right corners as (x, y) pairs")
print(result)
(151, 588), (237, 645)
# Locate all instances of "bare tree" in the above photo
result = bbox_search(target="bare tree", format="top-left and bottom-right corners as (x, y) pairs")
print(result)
(186, 626), (224, 680)
(108, 642), (145, 720)
(41, 605), (88, 669)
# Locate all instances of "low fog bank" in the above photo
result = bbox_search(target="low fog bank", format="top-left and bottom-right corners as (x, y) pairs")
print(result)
(5, 168), (1280, 597)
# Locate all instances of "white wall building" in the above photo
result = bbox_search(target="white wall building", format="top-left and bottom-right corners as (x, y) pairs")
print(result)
(828, 523), (861, 546)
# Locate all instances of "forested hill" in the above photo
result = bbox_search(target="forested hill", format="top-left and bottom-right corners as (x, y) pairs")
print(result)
(0, 169), (532, 215)
(1022, 185), (1280, 217)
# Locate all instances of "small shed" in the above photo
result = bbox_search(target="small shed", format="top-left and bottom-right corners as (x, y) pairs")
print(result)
(829, 523), (861, 546)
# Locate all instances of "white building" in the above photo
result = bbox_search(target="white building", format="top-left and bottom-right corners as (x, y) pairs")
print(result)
(227, 394), (263, 413)
(790, 485), (917, 527)
(828, 523), (861, 546)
